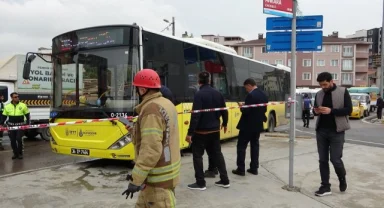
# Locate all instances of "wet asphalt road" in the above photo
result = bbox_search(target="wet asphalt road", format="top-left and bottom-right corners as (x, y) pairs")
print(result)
(0, 134), (91, 176)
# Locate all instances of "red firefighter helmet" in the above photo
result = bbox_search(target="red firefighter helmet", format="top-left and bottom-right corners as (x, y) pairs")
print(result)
(133, 69), (161, 88)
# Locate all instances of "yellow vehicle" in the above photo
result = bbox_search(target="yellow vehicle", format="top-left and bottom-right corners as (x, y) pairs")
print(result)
(22, 25), (290, 160)
(350, 99), (364, 119)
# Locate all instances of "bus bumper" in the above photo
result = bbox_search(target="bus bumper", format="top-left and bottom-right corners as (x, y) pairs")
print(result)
(50, 143), (135, 160)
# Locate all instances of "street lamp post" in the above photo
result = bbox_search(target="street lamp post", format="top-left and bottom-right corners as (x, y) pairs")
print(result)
(163, 17), (175, 36)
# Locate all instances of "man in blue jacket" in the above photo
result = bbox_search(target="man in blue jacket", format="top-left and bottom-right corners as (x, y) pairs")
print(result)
(160, 85), (175, 105)
(186, 71), (230, 190)
(233, 78), (268, 176)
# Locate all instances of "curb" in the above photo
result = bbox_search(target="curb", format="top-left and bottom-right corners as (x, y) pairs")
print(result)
(362, 115), (384, 125)
(264, 133), (312, 139)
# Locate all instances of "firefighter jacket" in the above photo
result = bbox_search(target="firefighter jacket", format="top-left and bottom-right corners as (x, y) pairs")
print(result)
(1, 102), (30, 126)
(131, 91), (180, 189)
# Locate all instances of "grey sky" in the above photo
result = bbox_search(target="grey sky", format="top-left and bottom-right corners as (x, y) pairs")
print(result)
(0, 0), (382, 60)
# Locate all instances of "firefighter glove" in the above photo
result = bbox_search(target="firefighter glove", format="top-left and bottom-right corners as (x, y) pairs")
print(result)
(122, 183), (142, 199)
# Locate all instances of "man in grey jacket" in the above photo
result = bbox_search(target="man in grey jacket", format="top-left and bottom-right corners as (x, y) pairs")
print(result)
(313, 72), (352, 197)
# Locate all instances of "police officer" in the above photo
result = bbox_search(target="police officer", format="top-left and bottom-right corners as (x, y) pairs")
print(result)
(122, 69), (180, 207)
(0, 92), (30, 159)
(0, 94), (5, 151)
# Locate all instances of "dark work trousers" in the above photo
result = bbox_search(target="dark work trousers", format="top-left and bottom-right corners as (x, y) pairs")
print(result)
(206, 143), (216, 171)
(316, 128), (346, 188)
(302, 109), (310, 126)
(8, 129), (24, 156)
(236, 130), (261, 172)
(192, 132), (229, 186)
(377, 108), (383, 120)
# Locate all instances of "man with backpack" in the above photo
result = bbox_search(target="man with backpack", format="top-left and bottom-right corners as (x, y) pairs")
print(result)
(302, 93), (312, 128)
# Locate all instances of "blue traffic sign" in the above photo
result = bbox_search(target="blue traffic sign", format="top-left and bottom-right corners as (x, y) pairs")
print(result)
(266, 31), (323, 52)
(266, 15), (323, 31)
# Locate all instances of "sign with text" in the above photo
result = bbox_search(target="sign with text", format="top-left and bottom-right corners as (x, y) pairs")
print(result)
(263, 0), (293, 18)
(266, 31), (323, 52)
(18, 56), (84, 91)
(266, 15), (323, 30)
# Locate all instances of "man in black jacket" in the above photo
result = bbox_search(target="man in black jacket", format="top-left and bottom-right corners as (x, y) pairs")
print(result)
(186, 71), (230, 190)
(376, 94), (383, 120)
(232, 78), (268, 176)
(160, 85), (175, 105)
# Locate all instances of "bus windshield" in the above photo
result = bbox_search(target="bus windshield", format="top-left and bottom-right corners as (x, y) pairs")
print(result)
(52, 47), (139, 113)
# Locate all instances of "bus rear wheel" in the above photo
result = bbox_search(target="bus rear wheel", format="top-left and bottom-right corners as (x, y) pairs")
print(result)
(267, 114), (276, 132)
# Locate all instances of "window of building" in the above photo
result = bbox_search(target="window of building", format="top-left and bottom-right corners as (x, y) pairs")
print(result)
(243, 47), (253, 58)
(317, 59), (325, 66)
(275, 59), (283, 65)
(330, 59), (339, 67)
(261, 60), (269, 64)
(302, 59), (312, 67)
(342, 59), (353, 71)
(341, 73), (353, 85)
(288, 59), (291, 67)
(331, 73), (338, 80)
(261, 46), (267, 53)
(331, 45), (340, 52)
(343, 46), (353, 56)
(214, 38), (219, 42)
(302, 72), (311, 80)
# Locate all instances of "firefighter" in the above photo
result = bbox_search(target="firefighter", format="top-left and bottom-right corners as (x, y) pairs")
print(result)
(0, 92), (30, 159)
(0, 94), (4, 151)
(122, 69), (180, 208)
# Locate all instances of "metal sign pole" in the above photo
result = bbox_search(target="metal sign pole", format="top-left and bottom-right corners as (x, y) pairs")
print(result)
(380, 1), (384, 95)
(288, 0), (297, 188)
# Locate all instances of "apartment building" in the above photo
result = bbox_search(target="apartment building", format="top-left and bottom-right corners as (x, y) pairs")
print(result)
(234, 33), (371, 87)
(201, 34), (245, 47)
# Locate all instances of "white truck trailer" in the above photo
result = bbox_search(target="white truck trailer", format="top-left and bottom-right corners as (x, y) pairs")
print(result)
(0, 53), (53, 140)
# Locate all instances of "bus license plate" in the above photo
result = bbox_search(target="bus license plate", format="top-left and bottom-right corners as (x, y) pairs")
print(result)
(71, 148), (90, 156)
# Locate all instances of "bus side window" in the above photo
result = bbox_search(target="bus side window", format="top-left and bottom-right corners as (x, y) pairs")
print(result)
(0, 86), (9, 103)
(212, 73), (229, 96)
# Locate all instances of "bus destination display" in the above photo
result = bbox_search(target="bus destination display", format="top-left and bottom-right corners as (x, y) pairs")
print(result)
(57, 28), (124, 51)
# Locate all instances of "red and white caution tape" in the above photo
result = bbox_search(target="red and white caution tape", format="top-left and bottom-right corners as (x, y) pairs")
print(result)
(0, 100), (295, 132)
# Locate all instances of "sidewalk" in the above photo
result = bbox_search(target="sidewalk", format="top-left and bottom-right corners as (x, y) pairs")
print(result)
(0, 134), (383, 208)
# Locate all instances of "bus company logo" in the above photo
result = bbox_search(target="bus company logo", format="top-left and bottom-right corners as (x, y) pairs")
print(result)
(65, 128), (77, 136)
(78, 129), (97, 137)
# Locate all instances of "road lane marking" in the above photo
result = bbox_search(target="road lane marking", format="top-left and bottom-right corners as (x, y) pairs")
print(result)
(295, 129), (384, 147)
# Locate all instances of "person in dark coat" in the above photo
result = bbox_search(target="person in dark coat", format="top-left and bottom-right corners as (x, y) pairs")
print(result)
(377, 94), (383, 120)
(232, 78), (268, 176)
(160, 85), (175, 105)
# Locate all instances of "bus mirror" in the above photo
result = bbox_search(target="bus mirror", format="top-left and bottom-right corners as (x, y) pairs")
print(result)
(23, 54), (36, 80)
(23, 62), (31, 80)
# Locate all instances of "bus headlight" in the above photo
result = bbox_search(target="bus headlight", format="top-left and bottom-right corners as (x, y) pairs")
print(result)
(108, 134), (132, 150)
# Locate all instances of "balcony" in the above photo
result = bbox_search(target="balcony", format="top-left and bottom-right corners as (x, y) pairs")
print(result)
(355, 65), (368, 72)
(356, 51), (369, 59)
(341, 79), (353, 85)
(243, 53), (254, 59)
(355, 79), (368, 87)
(342, 52), (354, 57)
